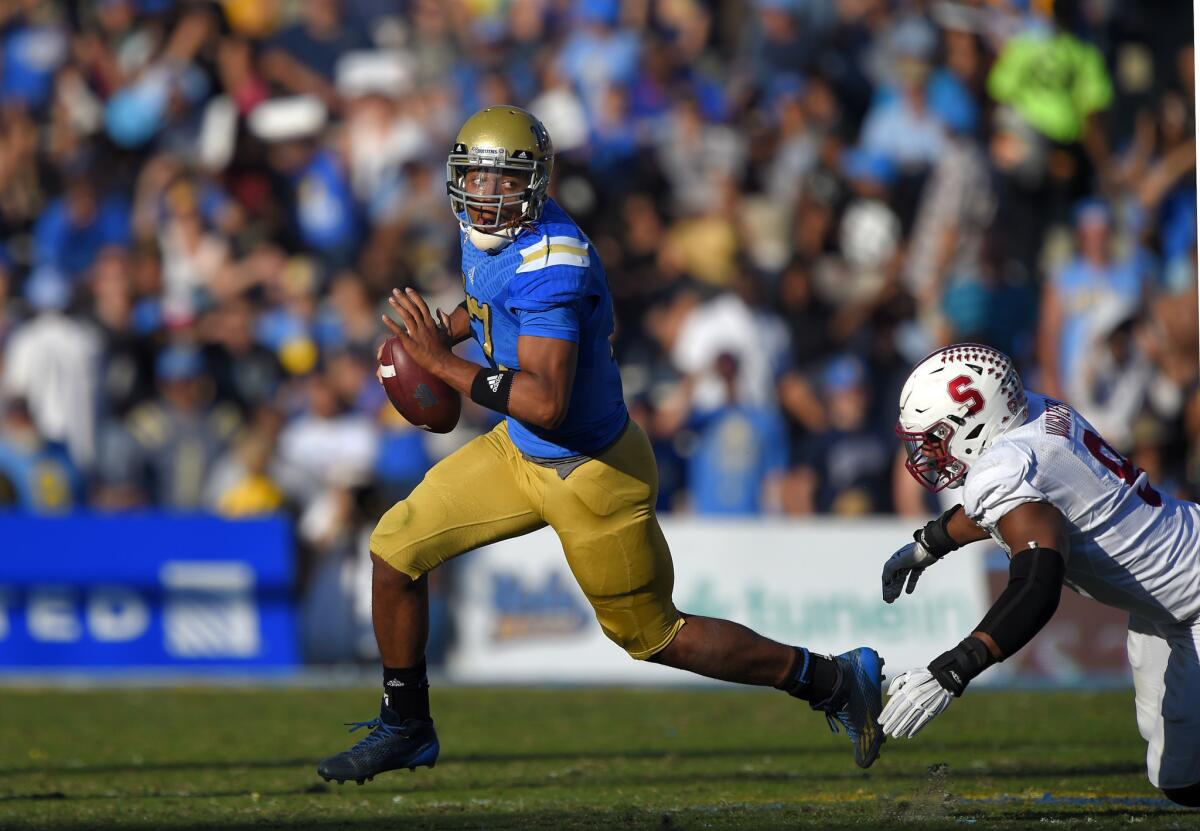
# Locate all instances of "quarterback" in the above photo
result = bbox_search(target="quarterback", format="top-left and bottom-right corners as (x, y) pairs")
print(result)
(879, 343), (1200, 807)
(316, 107), (886, 782)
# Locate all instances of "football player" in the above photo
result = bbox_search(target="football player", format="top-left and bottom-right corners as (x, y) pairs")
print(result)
(879, 343), (1200, 808)
(316, 106), (886, 783)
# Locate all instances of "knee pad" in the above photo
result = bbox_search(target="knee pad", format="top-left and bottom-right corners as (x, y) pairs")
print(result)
(369, 502), (427, 580)
(1163, 782), (1200, 807)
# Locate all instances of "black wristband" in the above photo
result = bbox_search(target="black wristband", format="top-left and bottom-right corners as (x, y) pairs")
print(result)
(928, 636), (994, 697)
(917, 505), (964, 559)
(470, 367), (515, 415)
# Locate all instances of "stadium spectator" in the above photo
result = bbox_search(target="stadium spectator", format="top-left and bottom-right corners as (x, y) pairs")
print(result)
(0, 0), (1191, 661)
(1037, 199), (1148, 401)
(792, 355), (894, 515)
(987, 1), (1113, 151)
(676, 352), (788, 516)
(2, 266), (101, 468)
(273, 371), (377, 507)
(261, 0), (371, 108)
(0, 398), (80, 513)
(90, 245), (156, 418)
(1067, 298), (1153, 450)
(859, 17), (947, 171)
(32, 173), (131, 278)
(98, 344), (241, 509)
(206, 427), (286, 518)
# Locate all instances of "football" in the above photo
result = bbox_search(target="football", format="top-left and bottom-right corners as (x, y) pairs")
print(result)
(379, 336), (461, 433)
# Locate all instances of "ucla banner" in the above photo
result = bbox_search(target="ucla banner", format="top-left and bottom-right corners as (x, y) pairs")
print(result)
(0, 515), (298, 672)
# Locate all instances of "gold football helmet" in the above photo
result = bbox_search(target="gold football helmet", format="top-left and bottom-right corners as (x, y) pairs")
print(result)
(447, 106), (554, 237)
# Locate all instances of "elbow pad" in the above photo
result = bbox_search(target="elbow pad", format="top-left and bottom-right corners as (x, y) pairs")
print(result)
(976, 546), (1066, 659)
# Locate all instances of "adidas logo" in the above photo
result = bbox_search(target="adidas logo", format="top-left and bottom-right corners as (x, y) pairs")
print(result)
(487, 374), (503, 393)
(385, 679), (406, 687)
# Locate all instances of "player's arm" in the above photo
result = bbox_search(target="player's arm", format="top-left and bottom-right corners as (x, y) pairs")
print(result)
(386, 287), (577, 429)
(880, 501), (1068, 739)
(881, 505), (992, 602)
(972, 501), (1069, 659)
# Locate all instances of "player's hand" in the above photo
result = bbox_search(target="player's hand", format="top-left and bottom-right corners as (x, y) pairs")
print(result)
(881, 539), (939, 603)
(384, 288), (451, 373)
(879, 668), (953, 739)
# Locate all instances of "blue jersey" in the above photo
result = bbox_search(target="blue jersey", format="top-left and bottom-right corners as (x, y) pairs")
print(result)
(459, 199), (627, 458)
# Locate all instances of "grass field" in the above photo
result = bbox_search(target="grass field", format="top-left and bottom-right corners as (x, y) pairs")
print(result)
(0, 686), (1194, 830)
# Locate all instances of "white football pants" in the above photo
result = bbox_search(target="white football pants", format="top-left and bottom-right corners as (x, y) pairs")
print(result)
(1127, 614), (1200, 790)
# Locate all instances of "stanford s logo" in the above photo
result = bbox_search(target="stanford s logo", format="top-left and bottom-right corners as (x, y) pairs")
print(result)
(947, 375), (985, 416)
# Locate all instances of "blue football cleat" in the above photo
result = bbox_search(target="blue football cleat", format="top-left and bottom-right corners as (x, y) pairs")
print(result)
(810, 647), (885, 769)
(317, 702), (439, 784)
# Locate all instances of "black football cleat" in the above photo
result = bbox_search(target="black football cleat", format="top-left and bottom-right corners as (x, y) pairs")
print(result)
(317, 702), (439, 784)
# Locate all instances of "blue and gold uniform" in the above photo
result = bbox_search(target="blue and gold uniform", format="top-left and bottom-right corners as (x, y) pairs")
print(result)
(322, 107), (885, 785)
(371, 202), (683, 659)
(459, 198), (627, 458)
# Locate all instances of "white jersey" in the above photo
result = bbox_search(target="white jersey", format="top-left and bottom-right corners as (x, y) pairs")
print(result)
(962, 392), (1200, 624)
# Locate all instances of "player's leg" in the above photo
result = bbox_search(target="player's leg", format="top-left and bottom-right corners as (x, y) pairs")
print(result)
(317, 424), (545, 784)
(1126, 615), (1200, 806)
(540, 420), (884, 767)
(1147, 618), (1200, 806)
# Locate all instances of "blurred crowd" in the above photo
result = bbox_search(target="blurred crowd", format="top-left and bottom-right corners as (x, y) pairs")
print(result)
(0, 0), (1196, 567)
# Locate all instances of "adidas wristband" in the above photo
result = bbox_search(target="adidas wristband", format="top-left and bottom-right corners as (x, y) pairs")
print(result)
(470, 367), (516, 414)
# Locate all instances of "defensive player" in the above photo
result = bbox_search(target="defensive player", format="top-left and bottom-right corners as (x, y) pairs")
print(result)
(878, 343), (1200, 807)
(316, 106), (886, 782)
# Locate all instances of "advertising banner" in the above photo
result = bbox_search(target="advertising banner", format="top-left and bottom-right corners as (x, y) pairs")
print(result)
(0, 515), (298, 673)
(448, 520), (991, 684)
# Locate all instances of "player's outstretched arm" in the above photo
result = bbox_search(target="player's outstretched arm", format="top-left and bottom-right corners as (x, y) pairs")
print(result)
(386, 287), (577, 430)
(880, 502), (1068, 739)
(881, 505), (992, 602)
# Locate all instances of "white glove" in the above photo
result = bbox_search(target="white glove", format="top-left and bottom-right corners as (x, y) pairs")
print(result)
(881, 539), (940, 603)
(879, 668), (953, 739)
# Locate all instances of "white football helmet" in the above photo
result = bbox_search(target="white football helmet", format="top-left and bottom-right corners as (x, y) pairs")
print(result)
(896, 343), (1028, 492)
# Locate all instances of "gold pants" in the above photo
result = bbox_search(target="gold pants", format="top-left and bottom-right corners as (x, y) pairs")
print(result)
(370, 420), (684, 659)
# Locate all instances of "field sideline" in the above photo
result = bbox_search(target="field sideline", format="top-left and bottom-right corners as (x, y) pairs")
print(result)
(1, 687), (1194, 830)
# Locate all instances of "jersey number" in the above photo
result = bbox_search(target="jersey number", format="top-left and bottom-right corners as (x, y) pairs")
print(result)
(947, 375), (985, 416)
(1082, 429), (1162, 507)
(465, 295), (494, 363)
